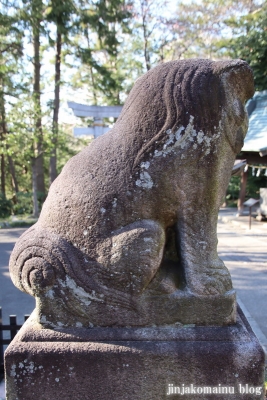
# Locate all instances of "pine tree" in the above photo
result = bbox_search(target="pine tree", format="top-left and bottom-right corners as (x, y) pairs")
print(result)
(45, 0), (76, 184)
(71, 0), (131, 105)
(0, 6), (23, 198)
(16, 0), (47, 216)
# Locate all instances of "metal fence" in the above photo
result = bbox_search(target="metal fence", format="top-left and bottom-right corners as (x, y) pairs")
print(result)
(0, 307), (29, 375)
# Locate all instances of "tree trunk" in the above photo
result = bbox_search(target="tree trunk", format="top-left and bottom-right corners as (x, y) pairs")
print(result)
(0, 152), (5, 197)
(0, 87), (6, 197)
(49, 28), (62, 185)
(32, 157), (39, 218)
(33, 2), (45, 198)
(140, 1), (151, 71)
(85, 32), (97, 104)
(142, 18), (151, 71)
(8, 155), (19, 193)
(237, 169), (248, 215)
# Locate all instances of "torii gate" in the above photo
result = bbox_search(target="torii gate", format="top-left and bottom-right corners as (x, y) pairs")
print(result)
(68, 102), (123, 138)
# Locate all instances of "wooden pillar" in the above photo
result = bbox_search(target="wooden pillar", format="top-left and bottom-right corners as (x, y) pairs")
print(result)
(237, 169), (248, 215)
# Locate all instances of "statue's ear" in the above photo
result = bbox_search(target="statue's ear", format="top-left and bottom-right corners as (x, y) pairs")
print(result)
(215, 59), (255, 104)
(215, 60), (254, 154)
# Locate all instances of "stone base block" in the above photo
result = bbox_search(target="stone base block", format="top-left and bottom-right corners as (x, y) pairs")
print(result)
(5, 306), (265, 400)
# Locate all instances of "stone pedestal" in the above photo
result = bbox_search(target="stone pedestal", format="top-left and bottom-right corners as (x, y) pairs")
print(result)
(5, 306), (265, 400)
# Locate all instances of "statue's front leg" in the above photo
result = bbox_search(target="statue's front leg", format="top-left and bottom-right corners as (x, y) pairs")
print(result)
(177, 211), (233, 296)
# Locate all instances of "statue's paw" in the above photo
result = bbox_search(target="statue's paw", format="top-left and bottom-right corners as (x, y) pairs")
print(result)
(190, 262), (233, 296)
(202, 275), (232, 296)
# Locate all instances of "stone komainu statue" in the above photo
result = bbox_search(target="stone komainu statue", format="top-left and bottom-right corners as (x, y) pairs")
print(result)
(10, 59), (254, 328)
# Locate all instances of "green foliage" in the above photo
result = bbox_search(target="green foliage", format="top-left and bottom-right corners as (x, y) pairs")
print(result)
(0, 193), (12, 218)
(5, 0), (267, 218)
(45, 0), (76, 37)
(164, 0), (262, 62)
(168, 0), (229, 60)
(55, 126), (91, 174)
(226, 167), (267, 206)
(226, 176), (241, 201)
(221, 2), (267, 90)
(12, 192), (33, 215)
(1, 88), (86, 215)
(70, 0), (132, 105)
(11, 191), (45, 216)
(0, 0), (134, 213)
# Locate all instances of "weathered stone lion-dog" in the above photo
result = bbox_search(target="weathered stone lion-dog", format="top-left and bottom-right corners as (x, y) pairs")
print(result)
(10, 59), (254, 328)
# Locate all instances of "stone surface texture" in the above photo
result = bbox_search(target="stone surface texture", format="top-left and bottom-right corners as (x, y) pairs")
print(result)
(9, 59), (254, 328)
(5, 307), (265, 400)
